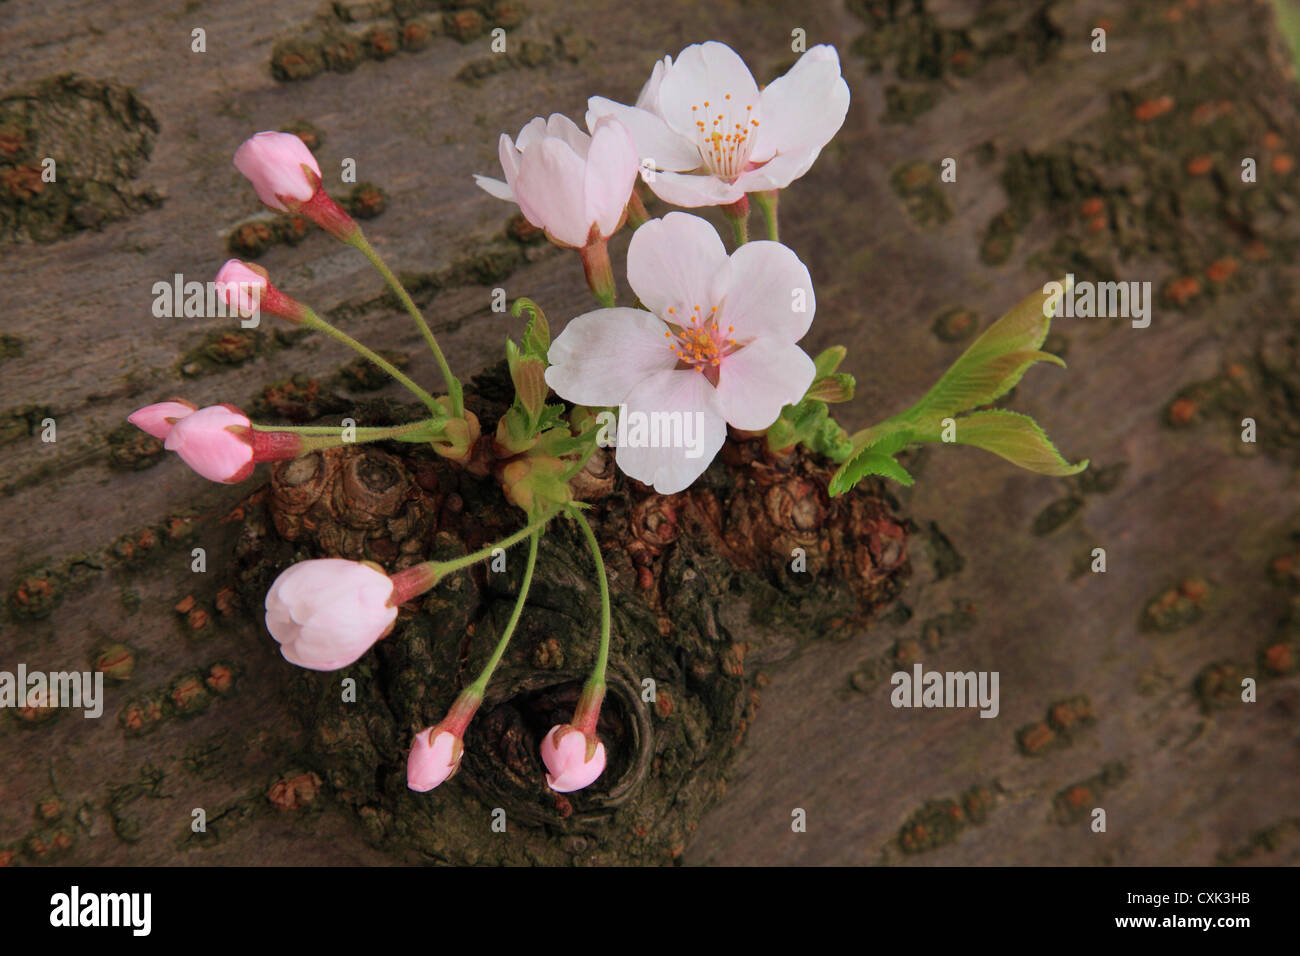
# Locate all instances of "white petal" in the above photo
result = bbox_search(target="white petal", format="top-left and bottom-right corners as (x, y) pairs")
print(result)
(716, 240), (816, 342)
(734, 148), (820, 192)
(543, 113), (592, 158)
(584, 118), (639, 238)
(473, 174), (515, 201)
(514, 136), (590, 247)
(514, 116), (552, 150)
(642, 168), (745, 207)
(714, 337), (816, 430)
(497, 132), (521, 188)
(658, 42), (760, 140)
(753, 46), (849, 160)
(635, 56), (673, 113)
(626, 212), (729, 317)
(614, 369), (728, 494)
(545, 308), (677, 407)
(586, 97), (700, 172)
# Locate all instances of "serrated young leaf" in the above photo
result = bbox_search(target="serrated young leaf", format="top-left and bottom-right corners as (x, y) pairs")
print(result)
(914, 409), (1088, 475)
(844, 281), (1069, 456)
(805, 372), (856, 404)
(808, 415), (854, 462)
(907, 349), (1064, 423)
(535, 404), (568, 434)
(505, 337), (522, 377)
(959, 280), (1064, 369)
(846, 419), (920, 458)
(510, 356), (549, 427)
(829, 449), (914, 496)
(535, 427), (588, 458)
(512, 297), (551, 358)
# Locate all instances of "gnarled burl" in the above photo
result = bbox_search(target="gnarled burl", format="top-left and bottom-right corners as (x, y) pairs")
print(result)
(230, 368), (908, 864)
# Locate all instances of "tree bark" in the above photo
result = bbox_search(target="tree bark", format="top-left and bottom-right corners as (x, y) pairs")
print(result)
(2, 0), (1299, 866)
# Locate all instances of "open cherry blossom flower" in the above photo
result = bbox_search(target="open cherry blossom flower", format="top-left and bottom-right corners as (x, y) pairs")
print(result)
(586, 41), (850, 208)
(473, 113), (639, 249)
(545, 212), (817, 493)
(265, 558), (399, 671)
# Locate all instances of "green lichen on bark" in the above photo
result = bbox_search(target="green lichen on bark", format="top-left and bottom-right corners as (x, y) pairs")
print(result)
(0, 74), (161, 244)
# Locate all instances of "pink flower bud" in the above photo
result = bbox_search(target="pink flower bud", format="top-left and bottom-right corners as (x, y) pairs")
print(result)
(160, 404), (305, 483)
(474, 114), (639, 249)
(233, 131), (321, 212)
(233, 132), (357, 240)
(264, 558), (398, 671)
(214, 259), (306, 323)
(407, 728), (463, 792)
(540, 724), (606, 793)
(213, 259), (266, 318)
(163, 404), (255, 483)
(126, 399), (197, 440)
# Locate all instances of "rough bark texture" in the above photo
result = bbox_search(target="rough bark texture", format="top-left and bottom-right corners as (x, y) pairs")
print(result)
(2, 0), (1300, 866)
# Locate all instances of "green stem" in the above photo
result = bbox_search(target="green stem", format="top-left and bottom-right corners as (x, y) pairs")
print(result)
(349, 231), (464, 417)
(569, 506), (611, 688)
(253, 422), (428, 437)
(752, 190), (779, 241)
(301, 307), (441, 414)
(253, 420), (442, 447)
(432, 507), (560, 578)
(728, 213), (749, 247)
(389, 507), (562, 606)
(466, 531), (539, 697)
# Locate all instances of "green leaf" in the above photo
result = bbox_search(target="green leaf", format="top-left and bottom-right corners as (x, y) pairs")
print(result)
(804, 372), (856, 404)
(829, 449), (914, 496)
(844, 420), (921, 459)
(915, 410), (1087, 476)
(845, 280), (1069, 456)
(908, 349), (1063, 422)
(905, 280), (1066, 422)
(510, 356), (549, 426)
(536, 404), (567, 432)
(512, 297), (550, 358)
(813, 345), (847, 378)
(956, 280), (1063, 369)
(806, 414), (855, 462)
(535, 426), (589, 458)
(765, 414), (798, 453)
